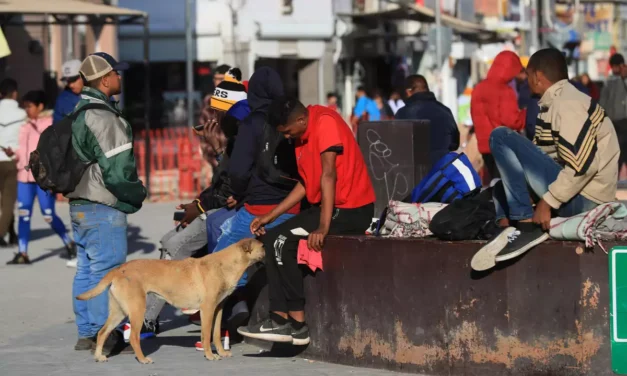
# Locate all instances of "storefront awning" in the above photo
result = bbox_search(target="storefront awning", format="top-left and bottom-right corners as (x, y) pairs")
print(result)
(341, 3), (506, 43)
(0, 0), (146, 18)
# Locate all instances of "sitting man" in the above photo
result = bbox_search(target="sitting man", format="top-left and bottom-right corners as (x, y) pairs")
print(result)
(395, 75), (460, 165)
(485, 48), (619, 263)
(238, 97), (375, 345)
(139, 97), (250, 337)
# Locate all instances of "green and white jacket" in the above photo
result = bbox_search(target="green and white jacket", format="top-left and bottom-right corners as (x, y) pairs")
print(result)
(66, 87), (146, 214)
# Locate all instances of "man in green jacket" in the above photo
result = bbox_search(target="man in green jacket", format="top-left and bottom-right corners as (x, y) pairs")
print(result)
(69, 53), (146, 354)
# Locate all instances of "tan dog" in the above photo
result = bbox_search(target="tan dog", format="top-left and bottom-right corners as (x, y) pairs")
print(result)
(76, 238), (265, 364)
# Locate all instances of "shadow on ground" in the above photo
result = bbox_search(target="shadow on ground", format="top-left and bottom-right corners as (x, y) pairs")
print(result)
(25, 225), (156, 264)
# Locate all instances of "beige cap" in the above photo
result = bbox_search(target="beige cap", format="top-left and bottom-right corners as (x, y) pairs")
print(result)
(79, 55), (113, 82)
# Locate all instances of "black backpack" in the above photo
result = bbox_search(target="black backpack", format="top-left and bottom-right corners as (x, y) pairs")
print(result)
(429, 187), (500, 241)
(28, 103), (117, 194)
(256, 120), (299, 193)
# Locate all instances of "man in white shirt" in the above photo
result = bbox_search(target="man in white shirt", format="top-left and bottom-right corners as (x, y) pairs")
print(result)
(0, 78), (26, 247)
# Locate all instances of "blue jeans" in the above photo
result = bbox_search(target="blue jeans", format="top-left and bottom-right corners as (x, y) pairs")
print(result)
(490, 127), (598, 221)
(213, 207), (295, 288)
(71, 204), (128, 338)
(205, 208), (237, 254)
(17, 182), (70, 253)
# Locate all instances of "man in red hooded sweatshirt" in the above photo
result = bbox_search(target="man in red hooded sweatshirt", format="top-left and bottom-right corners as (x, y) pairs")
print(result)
(471, 51), (527, 182)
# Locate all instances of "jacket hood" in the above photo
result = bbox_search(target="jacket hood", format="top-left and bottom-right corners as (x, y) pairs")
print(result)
(487, 51), (523, 84)
(406, 91), (437, 104)
(226, 99), (251, 121)
(247, 67), (285, 112)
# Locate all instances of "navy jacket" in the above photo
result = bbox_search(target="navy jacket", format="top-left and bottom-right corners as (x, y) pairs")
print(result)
(395, 92), (460, 166)
(53, 88), (81, 123)
(520, 80), (589, 140)
(228, 67), (289, 205)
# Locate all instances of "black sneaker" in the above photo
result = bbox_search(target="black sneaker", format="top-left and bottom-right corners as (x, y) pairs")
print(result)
(7, 253), (31, 265)
(92, 330), (133, 355)
(495, 222), (549, 262)
(291, 323), (310, 346)
(66, 242), (77, 259)
(0, 237), (9, 248)
(237, 317), (293, 343)
(471, 227), (517, 271)
(74, 336), (96, 351)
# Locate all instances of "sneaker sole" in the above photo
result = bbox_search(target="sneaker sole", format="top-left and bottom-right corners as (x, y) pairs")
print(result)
(470, 227), (516, 271)
(495, 232), (550, 262)
(292, 337), (310, 346)
(236, 327), (292, 343)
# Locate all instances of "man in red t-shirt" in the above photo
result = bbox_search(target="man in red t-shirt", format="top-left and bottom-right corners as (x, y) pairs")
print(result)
(237, 97), (375, 346)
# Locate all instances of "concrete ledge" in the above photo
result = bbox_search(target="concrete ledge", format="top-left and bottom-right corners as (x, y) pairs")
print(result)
(247, 236), (622, 376)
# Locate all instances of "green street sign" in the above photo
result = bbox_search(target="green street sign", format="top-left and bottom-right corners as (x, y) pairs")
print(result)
(610, 246), (627, 374)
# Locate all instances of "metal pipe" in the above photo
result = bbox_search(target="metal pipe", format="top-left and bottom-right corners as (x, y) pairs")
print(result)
(67, 23), (74, 59)
(530, 0), (539, 54)
(143, 16), (151, 197)
(185, 0), (193, 129)
(435, 0), (442, 69)
(318, 58), (324, 105)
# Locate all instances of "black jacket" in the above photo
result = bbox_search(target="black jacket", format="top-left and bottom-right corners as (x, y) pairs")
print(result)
(228, 67), (290, 205)
(395, 92), (460, 166)
(197, 153), (233, 211)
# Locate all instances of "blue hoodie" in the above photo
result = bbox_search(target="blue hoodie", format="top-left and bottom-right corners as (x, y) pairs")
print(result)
(53, 88), (81, 123)
(228, 67), (290, 204)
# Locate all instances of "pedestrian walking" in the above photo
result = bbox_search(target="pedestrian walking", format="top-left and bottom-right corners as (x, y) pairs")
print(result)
(6, 90), (75, 265)
(0, 79), (25, 250)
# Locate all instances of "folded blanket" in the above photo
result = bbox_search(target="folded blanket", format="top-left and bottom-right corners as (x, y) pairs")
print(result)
(382, 201), (448, 238)
(549, 202), (627, 251)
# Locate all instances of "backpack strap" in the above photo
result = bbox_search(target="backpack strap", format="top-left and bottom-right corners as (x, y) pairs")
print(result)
(70, 102), (119, 120)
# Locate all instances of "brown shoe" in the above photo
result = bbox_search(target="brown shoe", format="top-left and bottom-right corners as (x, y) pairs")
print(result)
(74, 336), (96, 351)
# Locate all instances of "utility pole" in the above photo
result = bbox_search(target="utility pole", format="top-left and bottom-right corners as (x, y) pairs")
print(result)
(435, 0), (442, 69)
(185, 0), (194, 129)
(530, 0), (540, 55)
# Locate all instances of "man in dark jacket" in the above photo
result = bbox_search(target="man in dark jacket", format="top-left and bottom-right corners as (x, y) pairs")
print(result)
(212, 67), (299, 283)
(140, 99), (250, 337)
(396, 75), (460, 166)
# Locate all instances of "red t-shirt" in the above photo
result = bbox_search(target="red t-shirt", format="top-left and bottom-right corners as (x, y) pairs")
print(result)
(295, 105), (375, 209)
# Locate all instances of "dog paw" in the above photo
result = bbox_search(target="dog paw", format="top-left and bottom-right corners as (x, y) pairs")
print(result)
(95, 355), (108, 363)
(205, 353), (221, 361)
(217, 350), (232, 358)
(138, 357), (154, 364)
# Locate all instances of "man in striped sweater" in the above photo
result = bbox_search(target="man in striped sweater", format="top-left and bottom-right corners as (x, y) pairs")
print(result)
(476, 48), (620, 267)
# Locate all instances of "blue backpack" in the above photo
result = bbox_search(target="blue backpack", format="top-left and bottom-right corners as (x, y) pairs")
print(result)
(410, 152), (481, 204)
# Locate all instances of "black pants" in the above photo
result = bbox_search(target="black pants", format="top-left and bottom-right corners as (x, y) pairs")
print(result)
(614, 119), (627, 169)
(481, 153), (500, 181)
(261, 203), (374, 313)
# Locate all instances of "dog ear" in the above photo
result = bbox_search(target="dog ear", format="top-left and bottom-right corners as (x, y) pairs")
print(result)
(241, 239), (254, 253)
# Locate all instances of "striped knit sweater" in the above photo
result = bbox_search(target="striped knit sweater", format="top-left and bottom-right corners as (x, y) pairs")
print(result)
(534, 79), (620, 209)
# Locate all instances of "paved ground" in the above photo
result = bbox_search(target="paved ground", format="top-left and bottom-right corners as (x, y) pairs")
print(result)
(0, 202), (411, 376)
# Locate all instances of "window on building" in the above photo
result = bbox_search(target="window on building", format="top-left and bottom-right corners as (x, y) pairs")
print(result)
(354, 0), (365, 12)
(282, 0), (293, 15)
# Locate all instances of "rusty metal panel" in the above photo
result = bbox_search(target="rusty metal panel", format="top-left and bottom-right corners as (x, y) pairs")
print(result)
(248, 237), (619, 375)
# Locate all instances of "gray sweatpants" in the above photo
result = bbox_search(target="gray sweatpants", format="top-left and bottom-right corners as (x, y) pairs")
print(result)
(144, 209), (217, 322)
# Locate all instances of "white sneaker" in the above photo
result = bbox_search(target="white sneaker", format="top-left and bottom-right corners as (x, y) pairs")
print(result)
(66, 258), (77, 268)
(471, 227), (517, 271)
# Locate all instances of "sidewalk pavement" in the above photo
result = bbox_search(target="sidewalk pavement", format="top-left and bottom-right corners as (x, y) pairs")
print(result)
(0, 202), (412, 376)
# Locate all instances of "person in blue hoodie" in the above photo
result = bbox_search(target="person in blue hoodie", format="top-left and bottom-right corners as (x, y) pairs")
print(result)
(53, 60), (84, 123)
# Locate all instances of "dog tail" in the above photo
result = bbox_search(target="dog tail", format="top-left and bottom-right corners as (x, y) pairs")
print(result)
(76, 269), (118, 301)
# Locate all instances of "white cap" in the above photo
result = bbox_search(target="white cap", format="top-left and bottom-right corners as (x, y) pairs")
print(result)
(61, 60), (81, 80)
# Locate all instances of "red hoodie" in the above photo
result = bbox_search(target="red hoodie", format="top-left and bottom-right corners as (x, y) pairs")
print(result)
(471, 51), (526, 154)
